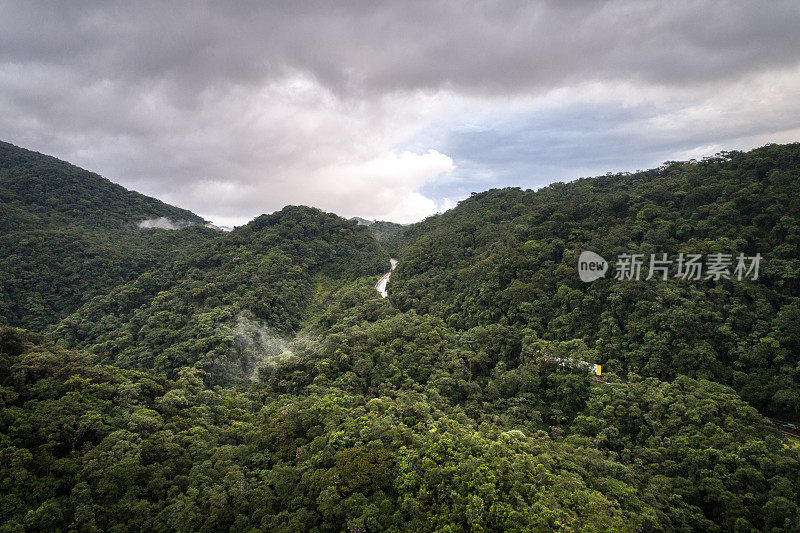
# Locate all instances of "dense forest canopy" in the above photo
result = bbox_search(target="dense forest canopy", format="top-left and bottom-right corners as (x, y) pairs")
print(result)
(1, 141), (800, 531)
(0, 142), (220, 331)
(52, 206), (389, 383)
(0, 141), (204, 230)
(390, 143), (800, 419)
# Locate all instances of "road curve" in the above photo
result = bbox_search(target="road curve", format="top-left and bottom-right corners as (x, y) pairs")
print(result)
(375, 258), (398, 298)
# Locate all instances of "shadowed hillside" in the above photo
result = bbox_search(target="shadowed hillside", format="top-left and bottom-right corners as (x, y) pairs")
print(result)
(0, 141), (220, 330)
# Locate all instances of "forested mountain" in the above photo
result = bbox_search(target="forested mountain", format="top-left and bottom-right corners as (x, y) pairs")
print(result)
(350, 218), (406, 256)
(2, 142), (800, 531)
(0, 141), (204, 230)
(53, 206), (389, 383)
(0, 142), (220, 331)
(390, 143), (800, 418)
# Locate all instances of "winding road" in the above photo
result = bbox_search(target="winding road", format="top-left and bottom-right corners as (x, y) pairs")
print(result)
(375, 258), (398, 298)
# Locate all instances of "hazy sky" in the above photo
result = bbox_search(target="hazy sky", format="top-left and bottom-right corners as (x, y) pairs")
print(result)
(2, 1), (800, 225)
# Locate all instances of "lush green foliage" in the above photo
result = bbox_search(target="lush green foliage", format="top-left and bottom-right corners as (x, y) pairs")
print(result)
(0, 141), (203, 231)
(53, 207), (389, 383)
(3, 315), (799, 531)
(390, 144), (800, 418)
(0, 141), (219, 331)
(2, 141), (800, 531)
(351, 219), (407, 256)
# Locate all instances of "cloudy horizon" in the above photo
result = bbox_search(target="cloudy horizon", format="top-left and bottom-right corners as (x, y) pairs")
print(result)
(2, 1), (800, 226)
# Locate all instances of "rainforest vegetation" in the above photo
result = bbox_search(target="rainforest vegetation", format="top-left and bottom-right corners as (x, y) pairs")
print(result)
(1, 141), (800, 531)
(0, 141), (220, 332)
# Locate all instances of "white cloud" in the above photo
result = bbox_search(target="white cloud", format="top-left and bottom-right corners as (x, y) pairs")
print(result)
(309, 149), (454, 223)
(161, 77), (458, 224)
(2, 2), (800, 226)
(0, 67), (458, 225)
(137, 217), (189, 230)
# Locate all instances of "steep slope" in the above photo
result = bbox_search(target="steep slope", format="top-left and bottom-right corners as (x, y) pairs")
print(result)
(0, 141), (203, 230)
(0, 141), (219, 330)
(53, 206), (389, 382)
(390, 143), (800, 417)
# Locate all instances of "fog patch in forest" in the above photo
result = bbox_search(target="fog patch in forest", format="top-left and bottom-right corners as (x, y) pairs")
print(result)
(137, 217), (227, 231)
(137, 217), (192, 230)
(232, 315), (296, 380)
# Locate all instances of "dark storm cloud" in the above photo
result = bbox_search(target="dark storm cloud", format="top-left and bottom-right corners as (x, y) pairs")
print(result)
(1, 1), (799, 223)
(4, 1), (799, 96)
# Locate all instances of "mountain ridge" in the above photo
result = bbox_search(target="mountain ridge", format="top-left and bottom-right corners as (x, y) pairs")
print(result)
(0, 140), (205, 230)
(0, 140), (220, 330)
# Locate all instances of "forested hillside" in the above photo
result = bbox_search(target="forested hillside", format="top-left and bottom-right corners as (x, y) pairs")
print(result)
(3, 303), (799, 530)
(53, 206), (389, 383)
(351, 218), (406, 256)
(0, 141), (204, 230)
(0, 142), (220, 331)
(390, 143), (800, 418)
(2, 142), (800, 531)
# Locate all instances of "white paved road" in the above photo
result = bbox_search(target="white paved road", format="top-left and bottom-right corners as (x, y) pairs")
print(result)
(375, 258), (398, 297)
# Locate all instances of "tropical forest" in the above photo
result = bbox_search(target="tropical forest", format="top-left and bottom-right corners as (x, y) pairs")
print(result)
(1, 139), (799, 531)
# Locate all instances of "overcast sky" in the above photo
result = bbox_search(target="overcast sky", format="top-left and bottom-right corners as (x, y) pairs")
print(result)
(2, 1), (800, 225)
